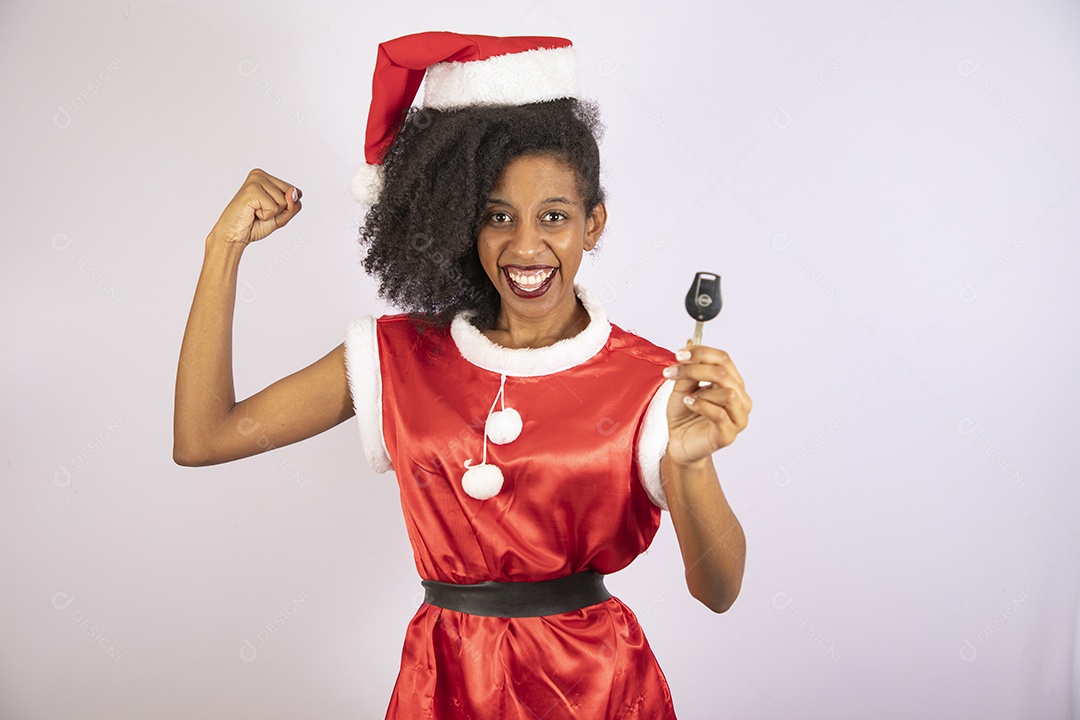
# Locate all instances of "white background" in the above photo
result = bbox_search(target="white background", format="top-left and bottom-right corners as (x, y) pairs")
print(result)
(2, 1), (1078, 718)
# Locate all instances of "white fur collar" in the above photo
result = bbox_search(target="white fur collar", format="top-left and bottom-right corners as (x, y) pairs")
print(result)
(450, 285), (611, 377)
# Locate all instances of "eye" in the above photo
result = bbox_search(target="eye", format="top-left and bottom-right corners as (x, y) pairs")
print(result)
(487, 211), (512, 224)
(542, 210), (568, 222)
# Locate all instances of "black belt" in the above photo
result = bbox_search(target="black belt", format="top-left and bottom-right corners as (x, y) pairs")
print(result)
(421, 570), (611, 618)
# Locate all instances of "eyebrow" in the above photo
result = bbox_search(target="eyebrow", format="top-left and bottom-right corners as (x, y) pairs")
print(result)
(485, 196), (577, 206)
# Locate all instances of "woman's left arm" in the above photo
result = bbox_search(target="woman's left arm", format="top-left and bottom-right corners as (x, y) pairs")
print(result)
(660, 344), (752, 613)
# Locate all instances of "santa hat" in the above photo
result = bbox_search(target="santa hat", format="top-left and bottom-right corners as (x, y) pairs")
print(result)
(350, 31), (580, 205)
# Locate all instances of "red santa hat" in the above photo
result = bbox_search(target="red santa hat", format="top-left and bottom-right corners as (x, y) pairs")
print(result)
(350, 31), (580, 205)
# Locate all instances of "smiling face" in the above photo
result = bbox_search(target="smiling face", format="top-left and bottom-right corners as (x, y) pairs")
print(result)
(476, 152), (607, 330)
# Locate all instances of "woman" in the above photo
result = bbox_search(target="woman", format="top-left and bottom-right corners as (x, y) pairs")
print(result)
(174, 32), (750, 719)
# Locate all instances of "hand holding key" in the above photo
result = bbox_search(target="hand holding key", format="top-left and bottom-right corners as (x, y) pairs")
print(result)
(664, 270), (750, 464)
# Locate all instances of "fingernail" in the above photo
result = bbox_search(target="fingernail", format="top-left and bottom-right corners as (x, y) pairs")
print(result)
(683, 395), (696, 406)
(291, 188), (298, 202)
(675, 349), (691, 362)
(663, 366), (677, 378)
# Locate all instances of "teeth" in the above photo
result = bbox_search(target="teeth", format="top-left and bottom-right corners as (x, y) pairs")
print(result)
(507, 267), (555, 290)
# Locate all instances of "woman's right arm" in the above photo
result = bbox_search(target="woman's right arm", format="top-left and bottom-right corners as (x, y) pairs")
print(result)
(172, 169), (355, 467)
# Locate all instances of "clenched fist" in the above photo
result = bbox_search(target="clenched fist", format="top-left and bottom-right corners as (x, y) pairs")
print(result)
(209, 168), (302, 246)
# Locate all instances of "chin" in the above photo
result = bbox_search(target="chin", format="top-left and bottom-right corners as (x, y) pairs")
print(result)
(500, 290), (559, 319)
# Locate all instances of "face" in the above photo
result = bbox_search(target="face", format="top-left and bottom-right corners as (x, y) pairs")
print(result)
(476, 153), (606, 323)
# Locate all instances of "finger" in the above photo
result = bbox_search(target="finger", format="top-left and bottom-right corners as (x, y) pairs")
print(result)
(674, 345), (746, 387)
(274, 195), (302, 227)
(666, 368), (700, 397)
(275, 183), (303, 214)
(244, 184), (284, 221)
(257, 178), (288, 212)
(665, 361), (739, 389)
(689, 385), (751, 428)
(686, 347), (738, 388)
(682, 392), (738, 431)
(247, 169), (293, 198)
(254, 169), (298, 200)
(248, 181), (299, 221)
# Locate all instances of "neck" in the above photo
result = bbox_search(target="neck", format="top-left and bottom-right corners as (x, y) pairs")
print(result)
(485, 290), (591, 349)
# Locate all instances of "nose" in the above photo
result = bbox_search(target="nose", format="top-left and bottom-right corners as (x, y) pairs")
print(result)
(507, 218), (547, 261)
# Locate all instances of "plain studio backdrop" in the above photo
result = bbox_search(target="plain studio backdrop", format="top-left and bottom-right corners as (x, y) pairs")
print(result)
(2, 1), (1078, 718)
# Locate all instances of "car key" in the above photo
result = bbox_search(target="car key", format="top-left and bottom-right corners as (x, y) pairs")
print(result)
(685, 272), (722, 346)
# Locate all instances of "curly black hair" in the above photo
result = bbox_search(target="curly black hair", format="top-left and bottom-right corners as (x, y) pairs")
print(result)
(358, 97), (605, 329)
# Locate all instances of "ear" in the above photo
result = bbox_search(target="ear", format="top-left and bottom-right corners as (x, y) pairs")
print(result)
(583, 202), (607, 252)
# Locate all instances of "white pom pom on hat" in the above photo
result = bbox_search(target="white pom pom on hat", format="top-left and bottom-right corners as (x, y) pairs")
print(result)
(349, 163), (385, 206)
(349, 31), (580, 205)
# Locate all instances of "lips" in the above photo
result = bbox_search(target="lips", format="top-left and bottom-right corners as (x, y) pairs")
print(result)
(502, 265), (558, 299)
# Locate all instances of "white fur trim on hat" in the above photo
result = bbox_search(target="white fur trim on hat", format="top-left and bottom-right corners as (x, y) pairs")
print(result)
(637, 378), (675, 511)
(350, 162), (385, 205)
(343, 315), (393, 473)
(450, 284), (610, 377)
(423, 46), (579, 110)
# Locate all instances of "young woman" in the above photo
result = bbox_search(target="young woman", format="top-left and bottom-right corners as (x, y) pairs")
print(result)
(174, 32), (750, 719)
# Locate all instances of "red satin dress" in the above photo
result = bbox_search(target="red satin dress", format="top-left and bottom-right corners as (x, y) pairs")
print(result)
(344, 288), (678, 719)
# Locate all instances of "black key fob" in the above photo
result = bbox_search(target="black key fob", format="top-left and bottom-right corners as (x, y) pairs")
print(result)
(685, 272), (722, 321)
